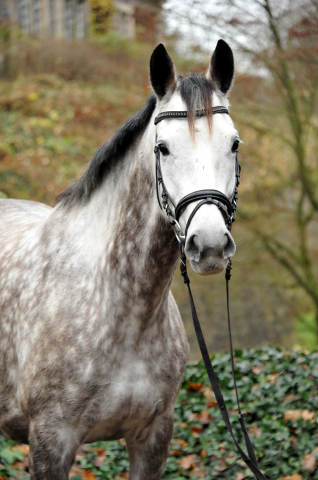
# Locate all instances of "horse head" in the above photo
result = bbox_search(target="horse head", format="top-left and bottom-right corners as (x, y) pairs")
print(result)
(150, 41), (240, 275)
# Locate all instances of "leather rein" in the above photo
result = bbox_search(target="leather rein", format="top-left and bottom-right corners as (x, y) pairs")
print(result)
(154, 107), (268, 480)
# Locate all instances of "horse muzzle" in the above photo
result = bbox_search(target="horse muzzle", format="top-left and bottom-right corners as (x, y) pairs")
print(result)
(183, 204), (236, 275)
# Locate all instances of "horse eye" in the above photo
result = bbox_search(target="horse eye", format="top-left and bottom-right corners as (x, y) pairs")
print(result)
(232, 140), (239, 153)
(159, 144), (169, 156)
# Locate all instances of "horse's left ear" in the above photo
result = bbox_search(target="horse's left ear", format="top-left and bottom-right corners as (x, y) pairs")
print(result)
(150, 44), (177, 99)
(207, 40), (234, 95)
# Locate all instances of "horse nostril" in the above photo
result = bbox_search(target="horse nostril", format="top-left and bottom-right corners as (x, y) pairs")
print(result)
(185, 234), (202, 263)
(224, 233), (236, 259)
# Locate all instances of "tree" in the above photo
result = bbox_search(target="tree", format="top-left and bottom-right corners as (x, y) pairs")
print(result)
(90, 0), (115, 35)
(164, 0), (318, 345)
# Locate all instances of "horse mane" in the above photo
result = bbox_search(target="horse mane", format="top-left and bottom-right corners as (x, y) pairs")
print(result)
(57, 74), (213, 208)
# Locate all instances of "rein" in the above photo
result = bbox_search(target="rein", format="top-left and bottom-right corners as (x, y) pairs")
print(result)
(154, 108), (268, 480)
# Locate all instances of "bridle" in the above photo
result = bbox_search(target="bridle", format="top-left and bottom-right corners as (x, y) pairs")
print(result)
(154, 108), (268, 480)
(154, 106), (241, 244)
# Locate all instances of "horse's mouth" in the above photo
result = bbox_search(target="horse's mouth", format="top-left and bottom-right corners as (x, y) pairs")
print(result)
(189, 258), (227, 276)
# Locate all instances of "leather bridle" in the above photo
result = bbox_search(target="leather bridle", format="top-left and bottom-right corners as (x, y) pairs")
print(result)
(153, 108), (268, 480)
(154, 106), (241, 243)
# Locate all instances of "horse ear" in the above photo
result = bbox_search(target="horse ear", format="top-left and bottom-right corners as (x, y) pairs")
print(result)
(150, 44), (177, 99)
(207, 40), (234, 95)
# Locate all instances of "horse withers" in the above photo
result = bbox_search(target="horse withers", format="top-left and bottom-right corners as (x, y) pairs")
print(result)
(0, 40), (240, 479)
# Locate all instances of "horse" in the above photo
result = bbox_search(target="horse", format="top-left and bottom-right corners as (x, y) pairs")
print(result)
(0, 40), (240, 479)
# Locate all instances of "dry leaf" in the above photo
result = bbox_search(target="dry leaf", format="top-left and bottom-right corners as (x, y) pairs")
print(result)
(248, 426), (262, 438)
(82, 472), (97, 480)
(171, 449), (181, 456)
(190, 466), (205, 478)
(11, 444), (29, 455)
(235, 473), (246, 480)
(117, 473), (129, 480)
(203, 388), (215, 399)
(279, 475), (303, 480)
(207, 400), (218, 408)
(171, 438), (188, 448)
(301, 410), (315, 422)
(283, 394), (299, 405)
(69, 467), (83, 477)
(267, 372), (280, 384)
(284, 409), (315, 423)
(13, 459), (29, 471)
(200, 449), (207, 458)
(94, 453), (106, 467)
(187, 381), (204, 391)
(191, 426), (204, 433)
(301, 453), (316, 472)
(252, 365), (264, 375)
(189, 413), (199, 422)
(179, 454), (198, 470)
(197, 409), (212, 425)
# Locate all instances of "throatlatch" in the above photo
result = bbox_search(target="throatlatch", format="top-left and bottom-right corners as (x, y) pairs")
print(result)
(154, 107), (268, 480)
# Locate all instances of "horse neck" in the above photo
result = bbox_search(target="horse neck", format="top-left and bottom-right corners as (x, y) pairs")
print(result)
(53, 124), (179, 319)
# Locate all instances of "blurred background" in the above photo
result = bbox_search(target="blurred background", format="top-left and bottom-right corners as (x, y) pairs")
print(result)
(0, 0), (317, 358)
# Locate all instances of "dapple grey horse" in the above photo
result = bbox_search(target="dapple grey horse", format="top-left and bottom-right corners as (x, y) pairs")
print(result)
(0, 40), (239, 479)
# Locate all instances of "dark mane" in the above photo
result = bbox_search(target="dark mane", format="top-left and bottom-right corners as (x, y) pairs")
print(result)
(57, 95), (157, 207)
(57, 74), (213, 207)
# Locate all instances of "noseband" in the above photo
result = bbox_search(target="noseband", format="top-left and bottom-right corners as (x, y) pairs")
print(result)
(154, 106), (241, 243)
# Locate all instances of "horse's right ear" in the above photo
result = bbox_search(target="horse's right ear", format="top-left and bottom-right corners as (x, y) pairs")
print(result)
(207, 40), (234, 95)
(150, 44), (177, 99)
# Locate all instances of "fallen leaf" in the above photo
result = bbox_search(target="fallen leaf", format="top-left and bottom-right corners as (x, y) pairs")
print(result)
(179, 454), (198, 470)
(301, 453), (316, 472)
(200, 449), (207, 458)
(171, 449), (181, 456)
(171, 438), (188, 448)
(10, 444), (29, 456)
(214, 457), (227, 472)
(207, 400), (218, 408)
(187, 381), (204, 391)
(94, 453), (106, 467)
(190, 466), (205, 478)
(197, 409), (212, 425)
(117, 473), (129, 480)
(189, 413), (199, 422)
(235, 473), (246, 480)
(279, 475), (303, 480)
(203, 388), (215, 399)
(82, 472), (97, 480)
(252, 365), (264, 375)
(284, 409), (315, 423)
(283, 395), (300, 405)
(69, 467), (83, 477)
(248, 426), (262, 438)
(13, 459), (29, 471)
(191, 426), (204, 433)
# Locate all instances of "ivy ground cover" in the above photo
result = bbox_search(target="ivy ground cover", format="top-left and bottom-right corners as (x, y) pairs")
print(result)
(0, 347), (317, 479)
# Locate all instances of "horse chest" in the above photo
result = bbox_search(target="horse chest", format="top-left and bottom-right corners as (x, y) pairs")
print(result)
(82, 353), (176, 443)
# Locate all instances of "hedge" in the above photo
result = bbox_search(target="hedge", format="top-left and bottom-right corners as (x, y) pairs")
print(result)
(0, 347), (317, 479)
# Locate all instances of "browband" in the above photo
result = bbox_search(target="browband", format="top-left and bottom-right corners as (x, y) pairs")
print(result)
(154, 106), (229, 125)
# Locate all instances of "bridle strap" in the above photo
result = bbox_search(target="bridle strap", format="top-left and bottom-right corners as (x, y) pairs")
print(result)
(154, 106), (229, 125)
(179, 250), (268, 480)
(184, 198), (230, 237)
